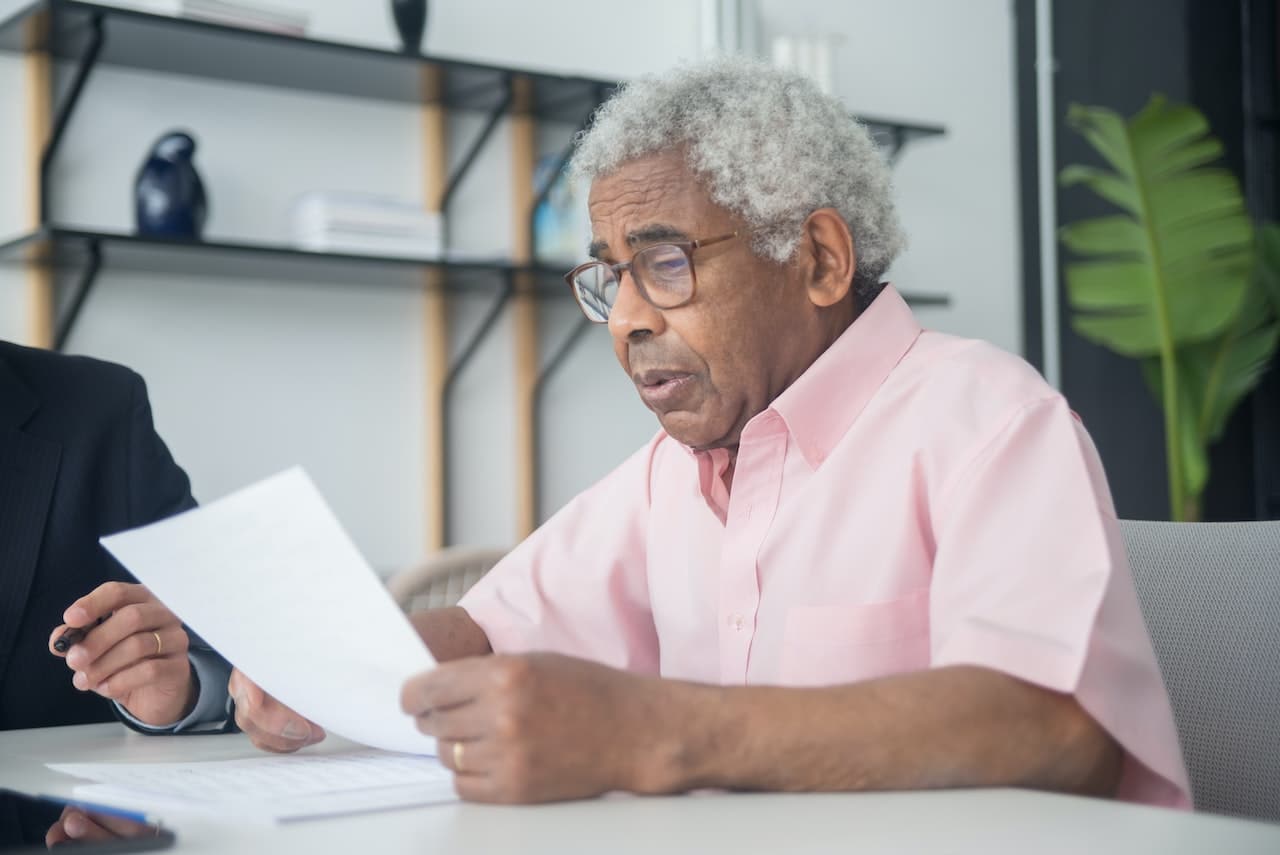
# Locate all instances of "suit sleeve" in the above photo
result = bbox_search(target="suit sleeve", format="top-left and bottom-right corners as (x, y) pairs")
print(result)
(113, 371), (237, 734)
(124, 371), (196, 525)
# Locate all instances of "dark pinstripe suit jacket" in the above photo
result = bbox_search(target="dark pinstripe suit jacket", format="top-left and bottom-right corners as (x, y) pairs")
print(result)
(0, 340), (203, 730)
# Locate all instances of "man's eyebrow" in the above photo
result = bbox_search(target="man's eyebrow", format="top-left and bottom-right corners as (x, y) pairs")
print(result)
(588, 225), (690, 261)
(628, 224), (690, 246)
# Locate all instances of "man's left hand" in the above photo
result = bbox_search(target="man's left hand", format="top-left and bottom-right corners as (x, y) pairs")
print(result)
(49, 581), (196, 727)
(402, 653), (670, 803)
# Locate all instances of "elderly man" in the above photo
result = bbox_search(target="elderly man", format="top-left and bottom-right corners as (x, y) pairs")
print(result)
(233, 56), (1189, 808)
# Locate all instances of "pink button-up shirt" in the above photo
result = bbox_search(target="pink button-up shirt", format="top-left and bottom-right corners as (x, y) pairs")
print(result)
(460, 286), (1191, 808)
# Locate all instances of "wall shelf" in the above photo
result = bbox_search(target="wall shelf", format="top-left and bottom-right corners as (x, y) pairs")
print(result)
(0, 227), (517, 290)
(0, 0), (615, 122)
(0, 226), (952, 303)
(0, 223), (948, 352)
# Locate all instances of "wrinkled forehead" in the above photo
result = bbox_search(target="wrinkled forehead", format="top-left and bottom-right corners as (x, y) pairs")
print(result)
(585, 152), (730, 259)
(587, 151), (694, 211)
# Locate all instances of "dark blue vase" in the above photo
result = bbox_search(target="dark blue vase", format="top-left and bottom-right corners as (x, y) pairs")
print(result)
(134, 131), (208, 239)
(391, 0), (428, 54)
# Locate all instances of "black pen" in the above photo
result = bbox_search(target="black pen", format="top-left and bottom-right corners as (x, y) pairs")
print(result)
(53, 616), (108, 653)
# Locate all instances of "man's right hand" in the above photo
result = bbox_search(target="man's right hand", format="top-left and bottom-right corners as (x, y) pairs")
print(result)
(229, 608), (487, 754)
(229, 668), (325, 753)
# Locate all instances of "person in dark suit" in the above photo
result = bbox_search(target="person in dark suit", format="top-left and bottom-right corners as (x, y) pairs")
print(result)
(0, 339), (230, 732)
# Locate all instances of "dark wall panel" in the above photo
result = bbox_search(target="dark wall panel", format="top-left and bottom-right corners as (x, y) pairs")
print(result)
(1052, 0), (1191, 520)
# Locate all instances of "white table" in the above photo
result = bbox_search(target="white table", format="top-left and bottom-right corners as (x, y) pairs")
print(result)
(2, 723), (1278, 854)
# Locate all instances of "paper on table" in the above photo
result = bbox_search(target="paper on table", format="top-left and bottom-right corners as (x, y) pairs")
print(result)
(52, 751), (457, 822)
(100, 467), (436, 754)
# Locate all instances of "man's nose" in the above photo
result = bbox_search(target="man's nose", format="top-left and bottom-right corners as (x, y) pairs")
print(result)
(608, 270), (665, 343)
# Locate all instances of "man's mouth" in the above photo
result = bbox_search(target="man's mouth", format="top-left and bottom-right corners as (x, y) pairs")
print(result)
(634, 369), (696, 409)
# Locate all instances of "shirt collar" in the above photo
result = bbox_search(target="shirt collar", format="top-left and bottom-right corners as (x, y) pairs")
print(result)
(769, 285), (922, 469)
(669, 285), (922, 470)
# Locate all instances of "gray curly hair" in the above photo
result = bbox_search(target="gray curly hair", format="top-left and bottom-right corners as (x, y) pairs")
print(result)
(569, 54), (906, 302)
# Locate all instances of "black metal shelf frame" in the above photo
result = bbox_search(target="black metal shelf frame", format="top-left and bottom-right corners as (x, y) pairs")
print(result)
(0, 0), (623, 357)
(0, 0), (949, 535)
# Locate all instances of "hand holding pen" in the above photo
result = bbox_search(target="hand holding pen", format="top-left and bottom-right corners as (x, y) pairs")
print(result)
(48, 581), (198, 727)
(52, 616), (108, 653)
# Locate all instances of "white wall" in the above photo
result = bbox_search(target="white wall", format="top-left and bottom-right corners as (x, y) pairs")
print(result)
(0, 42), (32, 341)
(0, 0), (1022, 571)
(756, 0), (1023, 354)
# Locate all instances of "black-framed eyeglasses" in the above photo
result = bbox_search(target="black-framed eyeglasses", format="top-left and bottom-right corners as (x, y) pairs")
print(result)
(563, 232), (740, 323)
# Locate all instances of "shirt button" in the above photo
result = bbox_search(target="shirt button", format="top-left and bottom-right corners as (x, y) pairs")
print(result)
(728, 613), (745, 631)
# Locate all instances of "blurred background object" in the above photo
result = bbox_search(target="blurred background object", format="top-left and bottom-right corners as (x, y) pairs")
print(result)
(290, 191), (442, 258)
(134, 129), (208, 238)
(1038, 0), (1280, 523)
(1058, 97), (1279, 522)
(389, 0), (426, 54)
(768, 32), (842, 95)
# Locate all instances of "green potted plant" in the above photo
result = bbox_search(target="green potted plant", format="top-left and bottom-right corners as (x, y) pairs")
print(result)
(1059, 95), (1280, 521)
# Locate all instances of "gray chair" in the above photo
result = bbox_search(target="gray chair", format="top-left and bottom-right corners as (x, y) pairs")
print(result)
(1120, 519), (1280, 821)
(386, 546), (507, 612)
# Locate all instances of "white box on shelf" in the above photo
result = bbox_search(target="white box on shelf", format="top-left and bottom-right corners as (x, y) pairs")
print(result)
(129, 0), (309, 35)
(292, 193), (441, 236)
(290, 192), (444, 259)
(293, 231), (444, 260)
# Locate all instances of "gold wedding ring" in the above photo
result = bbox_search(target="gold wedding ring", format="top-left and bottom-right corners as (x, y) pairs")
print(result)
(452, 740), (465, 772)
(152, 631), (163, 656)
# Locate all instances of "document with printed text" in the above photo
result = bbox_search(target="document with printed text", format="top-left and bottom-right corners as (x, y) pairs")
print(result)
(51, 750), (457, 822)
(100, 467), (437, 755)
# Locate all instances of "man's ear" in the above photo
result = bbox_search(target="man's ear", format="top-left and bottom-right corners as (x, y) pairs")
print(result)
(801, 208), (857, 308)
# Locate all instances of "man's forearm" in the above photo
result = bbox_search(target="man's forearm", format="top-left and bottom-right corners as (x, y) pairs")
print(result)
(641, 665), (1122, 797)
(410, 607), (493, 662)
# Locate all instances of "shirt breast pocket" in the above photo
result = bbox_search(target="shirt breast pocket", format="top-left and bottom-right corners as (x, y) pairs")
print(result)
(778, 590), (931, 686)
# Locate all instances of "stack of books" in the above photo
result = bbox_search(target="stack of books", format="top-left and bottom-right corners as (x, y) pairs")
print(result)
(290, 192), (444, 259)
(143, 0), (310, 36)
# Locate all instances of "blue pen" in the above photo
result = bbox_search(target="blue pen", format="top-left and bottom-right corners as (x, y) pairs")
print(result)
(37, 794), (161, 827)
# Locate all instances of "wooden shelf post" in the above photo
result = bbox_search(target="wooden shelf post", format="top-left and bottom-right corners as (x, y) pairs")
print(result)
(511, 76), (539, 540)
(22, 13), (53, 349)
(422, 66), (449, 552)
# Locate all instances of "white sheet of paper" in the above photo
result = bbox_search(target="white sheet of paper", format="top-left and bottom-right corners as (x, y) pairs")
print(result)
(100, 467), (436, 754)
(51, 751), (457, 822)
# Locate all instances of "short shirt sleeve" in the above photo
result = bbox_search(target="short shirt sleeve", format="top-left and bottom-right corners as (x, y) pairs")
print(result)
(929, 395), (1191, 808)
(458, 436), (662, 675)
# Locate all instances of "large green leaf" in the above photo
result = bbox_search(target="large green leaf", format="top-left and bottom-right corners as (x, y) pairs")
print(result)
(1060, 166), (1141, 215)
(1058, 216), (1147, 256)
(1194, 281), (1278, 442)
(1139, 247), (1279, 508)
(1059, 97), (1252, 358)
(1146, 282), (1278, 436)
(1059, 95), (1257, 521)
(1065, 104), (1136, 180)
